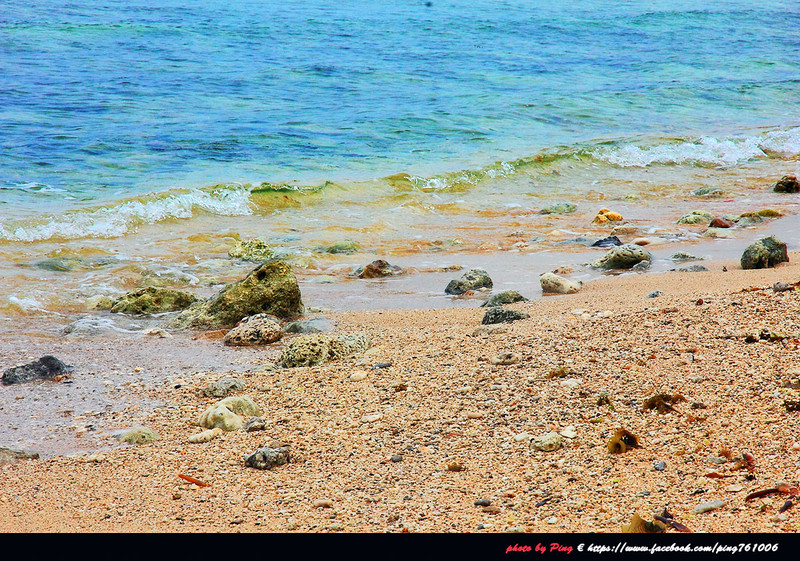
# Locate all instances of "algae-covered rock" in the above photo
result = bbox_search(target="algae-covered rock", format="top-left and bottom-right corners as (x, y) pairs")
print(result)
(480, 291), (528, 307)
(740, 236), (789, 270)
(223, 314), (283, 346)
(169, 261), (303, 329)
(245, 447), (291, 470)
(445, 268), (493, 295)
(202, 378), (247, 398)
(352, 259), (404, 278)
(110, 287), (197, 315)
(540, 202), (577, 215)
(280, 332), (371, 368)
(481, 308), (530, 325)
(199, 396), (261, 431)
(589, 244), (653, 270)
(32, 256), (116, 272)
(676, 210), (713, 225)
(117, 427), (160, 445)
(540, 272), (583, 294)
(692, 187), (723, 197)
(755, 208), (783, 218)
(228, 238), (275, 261)
(318, 241), (359, 255)
(772, 175), (799, 193)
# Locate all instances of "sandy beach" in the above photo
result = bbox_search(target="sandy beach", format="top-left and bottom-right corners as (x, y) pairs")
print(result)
(2, 251), (799, 534)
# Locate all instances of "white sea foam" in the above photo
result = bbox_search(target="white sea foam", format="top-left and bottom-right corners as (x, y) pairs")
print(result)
(593, 127), (800, 168)
(0, 185), (253, 242)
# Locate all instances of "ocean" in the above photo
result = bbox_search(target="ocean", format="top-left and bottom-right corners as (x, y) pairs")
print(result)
(1, 0), (799, 321)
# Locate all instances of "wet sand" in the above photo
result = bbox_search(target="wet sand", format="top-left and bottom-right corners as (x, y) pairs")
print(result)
(2, 252), (800, 533)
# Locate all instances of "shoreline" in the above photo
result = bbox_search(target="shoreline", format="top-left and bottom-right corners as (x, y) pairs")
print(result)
(2, 251), (800, 533)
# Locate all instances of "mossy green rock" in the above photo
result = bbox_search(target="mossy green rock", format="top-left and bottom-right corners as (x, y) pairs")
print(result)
(169, 261), (304, 329)
(445, 268), (493, 295)
(228, 238), (275, 261)
(280, 333), (371, 368)
(319, 241), (359, 255)
(111, 287), (198, 315)
(740, 236), (789, 270)
(772, 175), (799, 193)
(540, 202), (577, 215)
(676, 210), (713, 225)
(117, 427), (160, 445)
(199, 396), (261, 431)
(480, 291), (529, 307)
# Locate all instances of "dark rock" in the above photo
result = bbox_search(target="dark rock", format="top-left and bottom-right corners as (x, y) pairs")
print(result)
(445, 268), (493, 295)
(474, 499), (492, 507)
(0, 447), (39, 465)
(709, 217), (734, 228)
(244, 447), (291, 470)
(591, 235), (622, 248)
(654, 461), (666, 471)
(111, 287), (198, 315)
(480, 291), (528, 307)
(647, 291), (662, 298)
(589, 244), (652, 270)
(740, 236), (789, 270)
(2, 356), (72, 385)
(169, 261), (304, 329)
(481, 307), (530, 325)
(352, 259), (404, 279)
(673, 265), (709, 272)
(772, 175), (800, 193)
(244, 417), (267, 432)
(282, 318), (332, 334)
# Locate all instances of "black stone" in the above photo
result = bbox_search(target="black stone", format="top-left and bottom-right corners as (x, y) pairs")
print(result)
(591, 235), (622, 248)
(481, 307), (530, 325)
(2, 356), (72, 385)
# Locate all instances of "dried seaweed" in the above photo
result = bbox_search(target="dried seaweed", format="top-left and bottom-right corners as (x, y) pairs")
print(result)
(621, 513), (665, 534)
(177, 473), (209, 487)
(607, 428), (641, 454)
(643, 393), (686, 414)
(745, 484), (799, 502)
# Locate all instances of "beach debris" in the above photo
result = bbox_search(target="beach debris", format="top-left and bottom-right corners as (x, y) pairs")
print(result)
(318, 241), (359, 255)
(280, 332), (371, 368)
(228, 238), (275, 261)
(445, 267), (493, 295)
(489, 351), (521, 365)
(693, 499), (725, 514)
(607, 428), (640, 454)
(540, 272), (582, 294)
(531, 432), (563, 452)
(446, 461), (466, 472)
(244, 447), (291, 470)
(621, 513), (665, 533)
(592, 208), (623, 224)
(481, 307), (529, 325)
(642, 392), (686, 414)
(351, 259), (404, 278)
(223, 314), (283, 346)
(591, 235), (622, 248)
(480, 290), (528, 307)
(588, 244), (652, 270)
(676, 210), (713, 225)
(745, 484), (798, 502)
(178, 473), (209, 487)
(202, 377), (247, 398)
(117, 426), (160, 445)
(772, 175), (800, 193)
(282, 317), (332, 334)
(110, 287), (197, 315)
(169, 261), (304, 329)
(540, 202), (577, 215)
(740, 236), (789, 270)
(1, 355), (72, 385)
(654, 509), (692, 533)
(199, 395), (261, 431)
(188, 428), (223, 443)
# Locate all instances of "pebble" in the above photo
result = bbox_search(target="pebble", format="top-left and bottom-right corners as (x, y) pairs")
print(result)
(546, 517), (557, 524)
(654, 461), (666, 471)
(513, 433), (533, 442)
(647, 291), (662, 298)
(490, 351), (521, 365)
(791, 442), (800, 451)
(725, 484), (744, 493)
(507, 526), (525, 533)
(693, 499), (725, 514)
(531, 432), (564, 452)
(690, 376), (704, 383)
(559, 378), (581, 389)
(391, 454), (403, 463)
(467, 412), (484, 419)
(474, 499), (491, 507)
(349, 370), (368, 382)
(559, 426), (577, 439)
(771, 513), (788, 523)
(188, 427), (223, 444)
(361, 413), (383, 423)
(313, 499), (333, 509)
(708, 456), (727, 464)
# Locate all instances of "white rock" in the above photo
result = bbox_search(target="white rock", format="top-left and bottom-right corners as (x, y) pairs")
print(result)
(349, 370), (368, 381)
(559, 426), (578, 439)
(361, 413), (383, 423)
(540, 272), (582, 294)
(188, 428), (223, 443)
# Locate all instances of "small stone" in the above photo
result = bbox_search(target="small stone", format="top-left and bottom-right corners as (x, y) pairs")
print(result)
(474, 499), (491, 507)
(313, 499), (333, 508)
(349, 370), (368, 381)
(513, 433), (533, 442)
(693, 499), (725, 514)
(540, 272), (583, 294)
(117, 427), (160, 445)
(188, 428), (223, 443)
(791, 442), (800, 451)
(202, 378), (247, 398)
(771, 513), (788, 523)
(445, 268), (493, 295)
(223, 314), (283, 346)
(531, 432), (563, 452)
(708, 456), (727, 465)
(172, 492), (182, 500)
(559, 426), (577, 439)
(489, 351), (521, 365)
(244, 447), (291, 470)
(446, 461), (466, 472)
(361, 413), (383, 423)
(654, 461), (666, 471)
(244, 417), (267, 432)
(481, 291), (528, 308)
(559, 378), (581, 389)
(467, 412), (485, 419)
(481, 308), (529, 325)
(546, 516), (558, 524)
(647, 291), (662, 298)
(726, 484), (744, 493)
(391, 454), (403, 463)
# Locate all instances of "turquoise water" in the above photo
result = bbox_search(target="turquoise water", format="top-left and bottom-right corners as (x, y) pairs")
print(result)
(2, 0), (799, 217)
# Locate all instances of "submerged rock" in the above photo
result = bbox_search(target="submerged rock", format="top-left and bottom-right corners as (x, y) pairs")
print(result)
(245, 447), (291, 470)
(318, 241), (359, 255)
(32, 256), (116, 272)
(540, 272), (582, 294)
(280, 332), (371, 368)
(588, 244), (653, 270)
(117, 427), (160, 445)
(282, 317), (332, 334)
(228, 238), (275, 261)
(672, 265), (709, 272)
(2, 356), (72, 385)
(110, 287), (197, 315)
(199, 396), (261, 431)
(677, 210), (713, 225)
(741, 236), (789, 270)
(670, 252), (702, 261)
(709, 217), (734, 228)
(445, 268), (493, 295)
(480, 291), (528, 308)
(481, 308), (530, 325)
(692, 187), (723, 197)
(540, 202), (577, 215)
(772, 175), (800, 193)
(169, 261), (303, 329)
(352, 259), (404, 278)
(223, 314), (283, 346)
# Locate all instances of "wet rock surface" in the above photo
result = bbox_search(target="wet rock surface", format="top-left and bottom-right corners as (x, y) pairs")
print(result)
(445, 268), (493, 295)
(2, 356), (72, 385)
(111, 287), (198, 315)
(589, 244), (653, 270)
(480, 291), (528, 308)
(772, 175), (799, 193)
(244, 447), (291, 470)
(352, 259), (404, 278)
(481, 307), (529, 325)
(540, 272), (582, 294)
(740, 236), (789, 270)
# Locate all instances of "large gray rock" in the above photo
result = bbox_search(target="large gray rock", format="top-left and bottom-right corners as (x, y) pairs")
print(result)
(111, 287), (197, 315)
(740, 236), (789, 270)
(481, 308), (530, 325)
(280, 333), (371, 368)
(169, 261), (304, 329)
(2, 356), (71, 385)
(589, 244), (653, 270)
(480, 291), (528, 307)
(445, 268), (493, 295)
